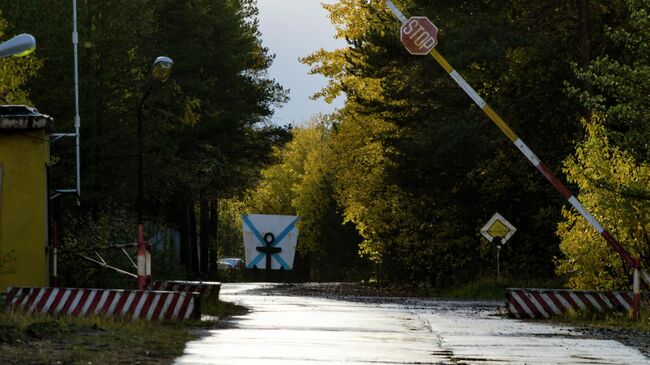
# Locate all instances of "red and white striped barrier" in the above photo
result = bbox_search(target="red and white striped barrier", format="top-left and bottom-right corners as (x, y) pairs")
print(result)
(506, 288), (633, 319)
(151, 281), (220, 300)
(4, 287), (200, 320)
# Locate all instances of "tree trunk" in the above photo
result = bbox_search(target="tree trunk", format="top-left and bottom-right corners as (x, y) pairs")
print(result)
(578, 0), (594, 121)
(189, 200), (199, 273)
(178, 202), (190, 270)
(199, 193), (210, 273)
(209, 199), (219, 273)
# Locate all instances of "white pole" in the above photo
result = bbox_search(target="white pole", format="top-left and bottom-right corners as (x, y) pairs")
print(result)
(72, 0), (81, 204)
(497, 246), (500, 283)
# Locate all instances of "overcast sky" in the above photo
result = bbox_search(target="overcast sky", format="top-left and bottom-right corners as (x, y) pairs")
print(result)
(256, 0), (346, 126)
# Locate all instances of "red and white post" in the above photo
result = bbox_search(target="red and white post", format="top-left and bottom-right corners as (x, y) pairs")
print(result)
(136, 224), (149, 290)
(146, 240), (152, 286)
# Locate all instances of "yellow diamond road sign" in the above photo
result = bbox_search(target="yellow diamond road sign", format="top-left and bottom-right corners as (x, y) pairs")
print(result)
(480, 213), (516, 244)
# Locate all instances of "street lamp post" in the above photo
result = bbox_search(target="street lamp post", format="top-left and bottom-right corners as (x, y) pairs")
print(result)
(136, 56), (173, 290)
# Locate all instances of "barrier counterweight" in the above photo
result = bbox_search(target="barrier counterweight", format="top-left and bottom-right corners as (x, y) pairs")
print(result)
(506, 288), (634, 319)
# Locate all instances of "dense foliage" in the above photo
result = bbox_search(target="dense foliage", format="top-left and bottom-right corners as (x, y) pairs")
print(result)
(282, 0), (648, 287)
(0, 0), (647, 288)
(558, 0), (650, 289)
(297, 0), (587, 285)
(245, 116), (367, 280)
(0, 0), (289, 282)
(557, 118), (650, 290)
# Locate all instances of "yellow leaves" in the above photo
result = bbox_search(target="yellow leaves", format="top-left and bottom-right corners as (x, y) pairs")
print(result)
(300, 49), (346, 103)
(557, 115), (650, 290)
(301, 0), (392, 106)
(322, 0), (383, 40)
(0, 19), (40, 104)
(181, 96), (202, 126)
(127, 47), (139, 61)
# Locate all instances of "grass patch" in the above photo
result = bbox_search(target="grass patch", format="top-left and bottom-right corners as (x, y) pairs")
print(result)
(551, 304), (650, 331)
(0, 306), (227, 364)
(436, 276), (565, 300)
(202, 299), (248, 318)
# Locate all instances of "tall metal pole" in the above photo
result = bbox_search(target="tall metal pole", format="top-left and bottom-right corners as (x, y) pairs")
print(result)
(72, 0), (81, 204)
(134, 57), (173, 290)
(136, 87), (151, 291)
(136, 88), (151, 225)
(384, 0), (649, 285)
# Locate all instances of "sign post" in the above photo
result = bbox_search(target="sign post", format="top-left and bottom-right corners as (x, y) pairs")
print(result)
(481, 213), (516, 282)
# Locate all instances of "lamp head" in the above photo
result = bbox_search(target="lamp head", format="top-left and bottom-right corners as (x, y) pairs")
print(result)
(0, 34), (36, 58)
(151, 56), (173, 82)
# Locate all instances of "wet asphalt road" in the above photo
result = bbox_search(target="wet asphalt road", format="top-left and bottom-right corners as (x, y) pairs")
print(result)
(174, 283), (649, 364)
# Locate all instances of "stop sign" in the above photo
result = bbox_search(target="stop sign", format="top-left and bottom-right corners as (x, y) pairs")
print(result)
(400, 16), (438, 55)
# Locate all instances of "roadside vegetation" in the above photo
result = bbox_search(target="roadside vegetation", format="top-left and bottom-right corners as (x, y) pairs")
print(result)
(557, 305), (650, 330)
(0, 297), (246, 365)
(241, 0), (650, 292)
(436, 277), (566, 301)
(0, 0), (649, 311)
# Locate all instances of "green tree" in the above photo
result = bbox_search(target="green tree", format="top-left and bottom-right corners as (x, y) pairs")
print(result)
(569, 0), (650, 160)
(302, 0), (631, 285)
(150, 0), (289, 273)
(0, 0), (289, 281)
(0, 17), (41, 104)
(2, 0), (156, 211)
(557, 0), (650, 289)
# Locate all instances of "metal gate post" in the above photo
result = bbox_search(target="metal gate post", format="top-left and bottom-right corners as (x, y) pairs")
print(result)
(137, 224), (146, 290)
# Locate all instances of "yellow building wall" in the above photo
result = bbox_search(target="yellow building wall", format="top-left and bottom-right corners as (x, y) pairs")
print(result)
(0, 130), (49, 291)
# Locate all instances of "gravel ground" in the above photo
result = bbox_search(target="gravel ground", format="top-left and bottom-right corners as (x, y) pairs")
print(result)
(250, 282), (650, 358)
(576, 326), (650, 357)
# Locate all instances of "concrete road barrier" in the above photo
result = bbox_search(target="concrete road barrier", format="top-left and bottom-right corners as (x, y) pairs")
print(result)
(151, 280), (220, 302)
(4, 287), (200, 320)
(506, 288), (633, 319)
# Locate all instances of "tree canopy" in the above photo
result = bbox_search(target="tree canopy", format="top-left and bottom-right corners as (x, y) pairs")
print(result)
(0, 0), (648, 288)
(291, 0), (650, 287)
(0, 0), (289, 278)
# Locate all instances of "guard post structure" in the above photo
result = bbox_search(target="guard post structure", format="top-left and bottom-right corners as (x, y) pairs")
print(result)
(0, 106), (53, 291)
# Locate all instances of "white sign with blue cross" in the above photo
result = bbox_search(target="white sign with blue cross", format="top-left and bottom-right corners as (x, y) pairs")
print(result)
(242, 214), (299, 270)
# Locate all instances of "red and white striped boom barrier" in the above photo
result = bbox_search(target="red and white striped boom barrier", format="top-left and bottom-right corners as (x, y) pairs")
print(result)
(507, 288), (634, 319)
(4, 287), (200, 320)
(385, 1), (646, 317)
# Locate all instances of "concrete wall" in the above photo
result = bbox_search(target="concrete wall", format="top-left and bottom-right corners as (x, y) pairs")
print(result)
(0, 130), (49, 290)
